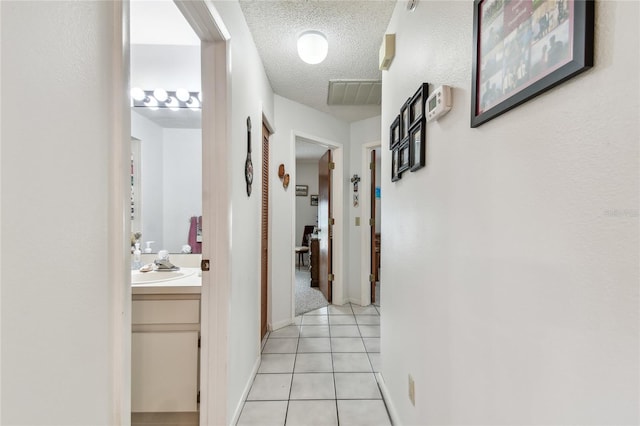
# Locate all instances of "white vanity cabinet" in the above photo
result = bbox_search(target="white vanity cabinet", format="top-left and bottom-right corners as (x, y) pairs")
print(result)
(131, 293), (200, 413)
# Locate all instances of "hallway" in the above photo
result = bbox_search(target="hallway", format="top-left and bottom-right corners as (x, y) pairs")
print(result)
(237, 303), (389, 425)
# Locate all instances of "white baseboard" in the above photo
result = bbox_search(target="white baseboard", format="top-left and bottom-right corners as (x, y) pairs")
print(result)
(230, 355), (261, 426)
(346, 297), (369, 307)
(270, 317), (294, 331)
(376, 372), (401, 425)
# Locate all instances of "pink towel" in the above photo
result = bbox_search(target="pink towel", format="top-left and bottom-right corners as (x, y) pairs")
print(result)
(188, 216), (202, 254)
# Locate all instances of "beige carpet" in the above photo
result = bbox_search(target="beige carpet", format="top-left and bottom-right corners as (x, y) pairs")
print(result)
(295, 267), (328, 316)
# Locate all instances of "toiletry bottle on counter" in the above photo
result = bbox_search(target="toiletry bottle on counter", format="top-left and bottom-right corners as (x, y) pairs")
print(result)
(133, 243), (142, 269)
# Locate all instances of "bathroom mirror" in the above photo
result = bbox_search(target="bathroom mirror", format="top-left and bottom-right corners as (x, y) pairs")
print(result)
(131, 108), (202, 254)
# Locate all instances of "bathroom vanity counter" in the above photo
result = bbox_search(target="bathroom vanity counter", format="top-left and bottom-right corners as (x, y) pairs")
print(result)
(131, 266), (201, 413)
(131, 267), (202, 295)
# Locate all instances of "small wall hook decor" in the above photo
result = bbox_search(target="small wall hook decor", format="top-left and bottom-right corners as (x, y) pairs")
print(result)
(278, 164), (285, 179)
(283, 173), (290, 189)
(244, 116), (253, 197)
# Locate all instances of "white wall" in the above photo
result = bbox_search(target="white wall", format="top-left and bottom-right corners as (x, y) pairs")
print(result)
(211, 1), (275, 422)
(1, 1), (124, 423)
(271, 95), (350, 326)
(131, 110), (165, 250)
(163, 128), (202, 252)
(380, 1), (639, 424)
(348, 116), (382, 302)
(295, 160), (319, 249)
(130, 44), (200, 92)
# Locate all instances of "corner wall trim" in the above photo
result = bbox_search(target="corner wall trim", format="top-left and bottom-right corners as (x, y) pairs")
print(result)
(270, 318), (294, 331)
(230, 355), (261, 426)
(375, 372), (401, 426)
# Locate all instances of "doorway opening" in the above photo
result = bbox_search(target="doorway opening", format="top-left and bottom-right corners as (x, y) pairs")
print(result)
(130, 1), (202, 422)
(370, 149), (381, 306)
(293, 134), (345, 316)
(360, 142), (382, 307)
(294, 137), (330, 315)
(122, 1), (232, 425)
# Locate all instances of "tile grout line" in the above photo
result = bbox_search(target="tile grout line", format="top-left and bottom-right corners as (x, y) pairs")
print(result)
(238, 304), (385, 425)
(283, 314), (304, 424)
(328, 307), (340, 426)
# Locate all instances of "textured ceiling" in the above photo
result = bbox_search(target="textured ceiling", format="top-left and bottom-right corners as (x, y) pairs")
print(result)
(239, 0), (396, 123)
(130, 0), (396, 128)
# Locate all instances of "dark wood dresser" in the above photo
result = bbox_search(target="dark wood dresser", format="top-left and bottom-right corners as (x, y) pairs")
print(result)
(309, 238), (320, 287)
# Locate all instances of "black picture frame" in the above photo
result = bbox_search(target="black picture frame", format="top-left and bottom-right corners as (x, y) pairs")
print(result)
(389, 115), (401, 149)
(470, 0), (594, 128)
(295, 185), (308, 196)
(409, 120), (425, 171)
(409, 83), (429, 128)
(398, 137), (411, 174)
(400, 98), (411, 139)
(391, 148), (401, 182)
(310, 195), (318, 206)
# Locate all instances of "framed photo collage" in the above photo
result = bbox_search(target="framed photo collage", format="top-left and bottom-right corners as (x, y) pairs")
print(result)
(390, 83), (428, 182)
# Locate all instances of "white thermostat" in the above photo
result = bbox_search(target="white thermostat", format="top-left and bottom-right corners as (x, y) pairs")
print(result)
(426, 85), (452, 122)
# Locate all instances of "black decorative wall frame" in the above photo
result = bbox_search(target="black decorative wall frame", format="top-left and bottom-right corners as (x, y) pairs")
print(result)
(390, 115), (401, 149)
(409, 83), (429, 128)
(470, 0), (594, 127)
(409, 120), (425, 171)
(400, 98), (411, 139)
(398, 137), (411, 175)
(391, 148), (400, 182)
(389, 83), (430, 182)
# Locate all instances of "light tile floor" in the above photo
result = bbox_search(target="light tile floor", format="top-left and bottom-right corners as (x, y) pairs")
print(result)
(237, 303), (390, 426)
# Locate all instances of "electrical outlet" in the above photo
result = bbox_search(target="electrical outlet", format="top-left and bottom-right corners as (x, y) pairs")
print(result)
(355, 217), (360, 226)
(408, 374), (415, 406)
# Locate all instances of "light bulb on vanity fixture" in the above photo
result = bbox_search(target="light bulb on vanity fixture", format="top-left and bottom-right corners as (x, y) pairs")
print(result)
(153, 88), (169, 103)
(130, 87), (202, 110)
(131, 87), (147, 102)
(176, 88), (190, 102)
(297, 30), (328, 64)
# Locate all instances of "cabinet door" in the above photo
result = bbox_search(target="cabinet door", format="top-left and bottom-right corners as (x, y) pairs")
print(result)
(131, 331), (199, 412)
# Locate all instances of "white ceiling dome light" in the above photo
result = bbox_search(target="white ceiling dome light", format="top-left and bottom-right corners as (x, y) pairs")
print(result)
(297, 30), (328, 65)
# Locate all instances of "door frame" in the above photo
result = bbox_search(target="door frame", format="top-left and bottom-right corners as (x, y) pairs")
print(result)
(359, 141), (381, 306)
(290, 131), (345, 312)
(114, 1), (232, 424)
(175, 3), (231, 425)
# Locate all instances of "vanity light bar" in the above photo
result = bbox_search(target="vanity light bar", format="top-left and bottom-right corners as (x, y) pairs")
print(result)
(131, 88), (201, 110)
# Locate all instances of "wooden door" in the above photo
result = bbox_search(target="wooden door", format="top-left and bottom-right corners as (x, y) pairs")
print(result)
(370, 149), (377, 304)
(318, 150), (332, 303)
(261, 123), (270, 339)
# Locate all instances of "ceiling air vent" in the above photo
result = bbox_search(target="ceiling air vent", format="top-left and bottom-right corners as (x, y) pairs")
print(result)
(327, 79), (382, 106)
